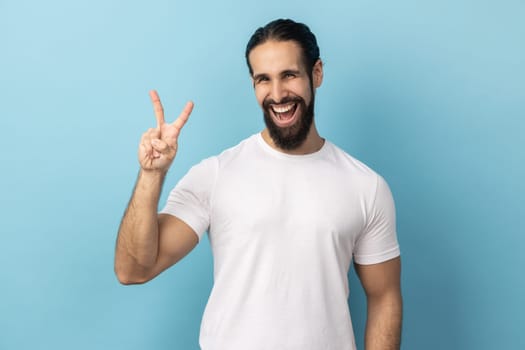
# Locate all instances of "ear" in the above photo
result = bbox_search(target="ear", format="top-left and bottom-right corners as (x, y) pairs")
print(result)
(312, 59), (323, 88)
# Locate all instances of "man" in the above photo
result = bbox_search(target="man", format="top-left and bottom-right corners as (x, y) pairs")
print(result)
(115, 19), (402, 350)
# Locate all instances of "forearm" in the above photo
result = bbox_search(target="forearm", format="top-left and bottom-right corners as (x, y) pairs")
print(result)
(364, 291), (403, 350)
(115, 170), (166, 282)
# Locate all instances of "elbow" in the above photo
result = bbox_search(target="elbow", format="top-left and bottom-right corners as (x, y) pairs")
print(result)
(114, 267), (134, 285)
(114, 264), (150, 286)
(116, 274), (139, 286)
(118, 279), (143, 286)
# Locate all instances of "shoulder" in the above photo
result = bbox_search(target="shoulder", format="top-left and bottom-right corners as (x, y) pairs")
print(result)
(324, 140), (380, 181)
(213, 134), (260, 166)
(185, 134), (259, 175)
(322, 140), (395, 203)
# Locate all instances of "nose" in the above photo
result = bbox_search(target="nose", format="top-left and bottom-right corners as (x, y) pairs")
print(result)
(270, 80), (286, 103)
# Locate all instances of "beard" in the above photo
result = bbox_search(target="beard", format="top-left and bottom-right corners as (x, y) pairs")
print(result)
(262, 92), (315, 151)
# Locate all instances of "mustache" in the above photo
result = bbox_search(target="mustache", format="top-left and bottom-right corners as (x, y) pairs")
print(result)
(263, 96), (303, 109)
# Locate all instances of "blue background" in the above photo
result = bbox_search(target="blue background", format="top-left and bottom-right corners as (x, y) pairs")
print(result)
(1, 0), (524, 349)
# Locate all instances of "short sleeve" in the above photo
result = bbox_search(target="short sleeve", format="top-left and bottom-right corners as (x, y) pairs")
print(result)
(353, 175), (400, 265)
(160, 157), (218, 241)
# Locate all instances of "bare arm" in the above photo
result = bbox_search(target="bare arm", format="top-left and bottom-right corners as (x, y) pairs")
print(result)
(114, 90), (197, 285)
(354, 257), (403, 350)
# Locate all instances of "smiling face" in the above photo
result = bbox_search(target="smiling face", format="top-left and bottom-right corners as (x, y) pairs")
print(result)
(249, 40), (323, 151)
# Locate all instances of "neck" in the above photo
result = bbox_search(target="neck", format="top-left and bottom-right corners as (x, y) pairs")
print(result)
(261, 122), (324, 155)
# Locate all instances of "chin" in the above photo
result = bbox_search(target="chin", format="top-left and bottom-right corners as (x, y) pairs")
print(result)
(263, 101), (314, 150)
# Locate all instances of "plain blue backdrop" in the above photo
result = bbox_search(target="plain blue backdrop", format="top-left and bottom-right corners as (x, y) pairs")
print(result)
(1, 0), (524, 349)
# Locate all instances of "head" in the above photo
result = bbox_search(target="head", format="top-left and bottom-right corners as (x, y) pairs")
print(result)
(246, 19), (323, 150)
(246, 19), (321, 83)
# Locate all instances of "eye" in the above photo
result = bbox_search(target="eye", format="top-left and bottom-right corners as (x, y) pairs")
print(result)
(284, 73), (296, 79)
(255, 76), (269, 84)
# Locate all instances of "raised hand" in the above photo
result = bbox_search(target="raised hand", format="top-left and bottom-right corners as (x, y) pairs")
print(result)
(139, 90), (194, 172)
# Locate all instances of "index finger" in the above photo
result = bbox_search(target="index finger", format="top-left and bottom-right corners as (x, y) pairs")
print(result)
(149, 90), (164, 128)
(171, 101), (194, 131)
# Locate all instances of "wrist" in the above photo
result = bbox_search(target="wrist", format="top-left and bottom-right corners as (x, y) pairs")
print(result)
(138, 168), (167, 187)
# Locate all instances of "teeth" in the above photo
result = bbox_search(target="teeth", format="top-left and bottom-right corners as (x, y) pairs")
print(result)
(272, 103), (295, 113)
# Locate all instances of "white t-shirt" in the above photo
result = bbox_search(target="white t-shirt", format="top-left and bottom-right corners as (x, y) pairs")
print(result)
(161, 133), (400, 350)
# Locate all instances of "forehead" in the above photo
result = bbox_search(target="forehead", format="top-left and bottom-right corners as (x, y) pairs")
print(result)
(249, 40), (304, 75)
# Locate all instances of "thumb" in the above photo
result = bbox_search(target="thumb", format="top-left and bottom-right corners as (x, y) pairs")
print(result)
(151, 139), (170, 153)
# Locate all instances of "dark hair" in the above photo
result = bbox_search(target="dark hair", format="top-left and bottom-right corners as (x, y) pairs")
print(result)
(245, 19), (320, 77)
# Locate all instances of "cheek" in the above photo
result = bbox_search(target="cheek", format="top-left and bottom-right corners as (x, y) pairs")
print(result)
(289, 80), (312, 102)
(254, 87), (267, 107)
(297, 86), (312, 105)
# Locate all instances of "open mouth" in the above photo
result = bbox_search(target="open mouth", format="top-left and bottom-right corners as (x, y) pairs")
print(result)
(270, 102), (298, 127)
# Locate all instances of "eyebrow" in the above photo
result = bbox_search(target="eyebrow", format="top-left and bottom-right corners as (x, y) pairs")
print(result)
(281, 69), (301, 76)
(252, 73), (269, 81)
(252, 69), (302, 81)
